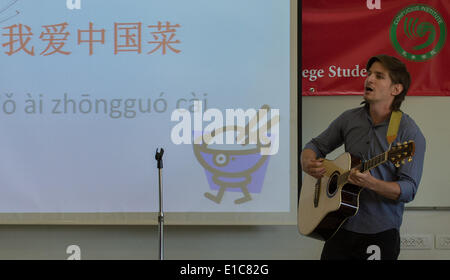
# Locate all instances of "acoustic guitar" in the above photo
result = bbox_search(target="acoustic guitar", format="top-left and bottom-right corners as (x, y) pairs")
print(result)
(298, 141), (415, 241)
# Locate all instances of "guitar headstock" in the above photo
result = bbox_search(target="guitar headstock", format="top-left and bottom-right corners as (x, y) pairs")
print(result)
(388, 140), (415, 167)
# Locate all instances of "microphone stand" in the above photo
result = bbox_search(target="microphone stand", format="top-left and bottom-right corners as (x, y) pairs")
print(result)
(155, 148), (164, 260)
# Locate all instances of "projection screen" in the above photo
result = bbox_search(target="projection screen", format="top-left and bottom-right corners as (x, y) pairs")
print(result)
(0, 0), (297, 224)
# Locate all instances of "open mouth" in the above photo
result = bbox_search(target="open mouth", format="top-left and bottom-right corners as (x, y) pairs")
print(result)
(365, 86), (374, 92)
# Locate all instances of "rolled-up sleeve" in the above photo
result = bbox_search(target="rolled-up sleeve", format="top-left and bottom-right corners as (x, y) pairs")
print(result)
(303, 112), (346, 158)
(397, 130), (426, 203)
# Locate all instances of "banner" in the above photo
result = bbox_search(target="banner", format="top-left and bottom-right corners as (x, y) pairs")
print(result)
(302, 0), (449, 96)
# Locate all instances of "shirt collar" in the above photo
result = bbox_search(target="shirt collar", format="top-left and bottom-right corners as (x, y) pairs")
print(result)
(363, 105), (391, 127)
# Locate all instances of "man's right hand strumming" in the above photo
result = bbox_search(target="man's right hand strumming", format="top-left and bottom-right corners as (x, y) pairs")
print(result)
(301, 149), (325, 179)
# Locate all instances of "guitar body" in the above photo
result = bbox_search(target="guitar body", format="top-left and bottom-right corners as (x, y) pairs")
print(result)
(298, 141), (415, 241)
(298, 153), (363, 241)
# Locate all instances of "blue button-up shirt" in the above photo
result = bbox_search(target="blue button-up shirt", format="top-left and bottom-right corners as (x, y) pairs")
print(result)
(304, 105), (426, 234)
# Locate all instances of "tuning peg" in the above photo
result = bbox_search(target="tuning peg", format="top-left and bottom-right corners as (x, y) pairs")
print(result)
(395, 163), (400, 168)
(402, 160), (405, 164)
(403, 141), (408, 145)
(403, 152), (408, 156)
(397, 142), (401, 146)
(397, 154), (401, 158)
(391, 157), (396, 162)
(408, 157), (412, 162)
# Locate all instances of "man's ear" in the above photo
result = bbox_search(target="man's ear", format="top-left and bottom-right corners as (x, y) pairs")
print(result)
(392, 83), (403, 96)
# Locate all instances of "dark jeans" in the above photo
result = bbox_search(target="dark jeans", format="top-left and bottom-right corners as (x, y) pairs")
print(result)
(320, 228), (400, 260)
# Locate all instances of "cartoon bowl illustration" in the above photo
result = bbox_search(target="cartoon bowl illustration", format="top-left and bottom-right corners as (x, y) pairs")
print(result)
(193, 125), (270, 204)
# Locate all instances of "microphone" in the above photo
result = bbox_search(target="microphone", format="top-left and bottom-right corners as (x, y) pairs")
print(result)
(155, 148), (164, 169)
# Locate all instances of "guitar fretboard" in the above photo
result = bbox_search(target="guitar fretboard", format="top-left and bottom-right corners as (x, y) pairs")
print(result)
(361, 152), (387, 172)
(337, 151), (388, 186)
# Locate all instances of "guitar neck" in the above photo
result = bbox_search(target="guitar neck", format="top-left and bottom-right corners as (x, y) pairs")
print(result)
(360, 152), (388, 173)
(338, 151), (388, 185)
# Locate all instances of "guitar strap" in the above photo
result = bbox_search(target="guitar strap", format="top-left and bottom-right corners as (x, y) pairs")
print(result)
(386, 110), (403, 147)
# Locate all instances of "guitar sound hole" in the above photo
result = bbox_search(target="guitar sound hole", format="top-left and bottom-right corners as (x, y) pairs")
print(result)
(327, 172), (339, 197)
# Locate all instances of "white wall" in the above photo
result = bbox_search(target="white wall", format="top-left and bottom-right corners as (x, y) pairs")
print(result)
(400, 211), (450, 259)
(1, 211), (449, 260)
(0, 225), (322, 260)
